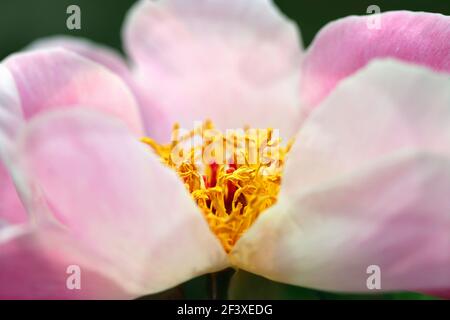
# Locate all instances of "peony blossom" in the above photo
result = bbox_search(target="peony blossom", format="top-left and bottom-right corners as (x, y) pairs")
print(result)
(0, 0), (449, 299)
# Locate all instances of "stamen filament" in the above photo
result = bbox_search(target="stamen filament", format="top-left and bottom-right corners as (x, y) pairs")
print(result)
(141, 121), (292, 253)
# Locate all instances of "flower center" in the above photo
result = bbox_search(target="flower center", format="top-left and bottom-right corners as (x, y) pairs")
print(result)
(141, 121), (292, 253)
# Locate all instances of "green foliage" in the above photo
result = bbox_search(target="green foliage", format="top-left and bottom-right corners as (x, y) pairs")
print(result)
(228, 270), (439, 300)
(137, 270), (440, 300)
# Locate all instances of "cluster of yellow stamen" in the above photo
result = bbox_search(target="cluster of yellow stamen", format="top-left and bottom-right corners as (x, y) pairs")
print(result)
(141, 121), (292, 253)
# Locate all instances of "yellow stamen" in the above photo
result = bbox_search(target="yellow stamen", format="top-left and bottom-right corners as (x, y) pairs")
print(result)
(141, 121), (293, 253)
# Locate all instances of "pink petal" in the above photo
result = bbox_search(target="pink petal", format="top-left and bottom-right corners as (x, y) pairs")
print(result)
(0, 65), (23, 145)
(4, 48), (144, 136)
(0, 224), (133, 299)
(0, 163), (27, 224)
(124, 0), (303, 141)
(27, 37), (157, 134)
(427, 290), (450, 299)
(232, 151), (450, 292)
(15, 108), (227, 295)
(284, 60), (450, 192)
(29, 36), (133, 87)
(0, 65), (27, 224)
(231, 60), (450, 292)
(301, 11), (450, 111)
(28, 37), (165, 140)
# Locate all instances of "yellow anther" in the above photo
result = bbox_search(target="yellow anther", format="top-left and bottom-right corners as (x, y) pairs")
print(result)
(142, 121), (292, 253)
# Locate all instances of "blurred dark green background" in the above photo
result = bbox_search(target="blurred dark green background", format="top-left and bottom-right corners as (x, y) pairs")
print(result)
(0, 0), (449, 60)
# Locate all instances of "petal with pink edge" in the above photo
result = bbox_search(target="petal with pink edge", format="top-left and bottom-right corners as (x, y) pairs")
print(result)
(285, 60), (450, 192)
(0, 163), (27, 225)
(0, 224), (133, 299)
(15, 108), (228, 295)
(301, 11), (450, 111)
(232, 59), (450, 292)
(4, 48), (144, 136)
(231, 151), (450, 292)
(124, 0), (303, 141)
(0, 64), (23, 147)
(27, 37), (157, 139)
(428, 290), (450, 299)
(28, 36), (135, 92)
(0, 65), (27, 224)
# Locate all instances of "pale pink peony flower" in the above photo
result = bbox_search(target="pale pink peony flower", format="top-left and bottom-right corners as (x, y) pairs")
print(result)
(0, 0), (449, 299)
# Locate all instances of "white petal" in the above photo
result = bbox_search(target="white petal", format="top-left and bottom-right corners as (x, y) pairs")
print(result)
(0, 64), (23, 155)
(232, 151), (450, 292)
(15, 108), (228, 295)
(0, 65), (28, 224)
(4, 48), (144, 136)
(0, 224), (134, 299)
(124, 0), (303, 141)
(285, 59), (450, 193)
(232, 60), (450, 292)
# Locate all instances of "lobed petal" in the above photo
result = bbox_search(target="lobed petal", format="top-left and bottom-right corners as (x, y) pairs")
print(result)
(0, 224), (132, 299)
(232, 151), (450, 292)
(124, 0), (303, 141)
(0, 163), (27, 225)
(4, 48), (144, 136)
(14, 108), (228, 295)
(301, 11), (450, 111)
(29, 36), (134, 86)
(232, 60), (450, 293)
(284, 60), (450, 192)
(0, 65), (27, 224)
